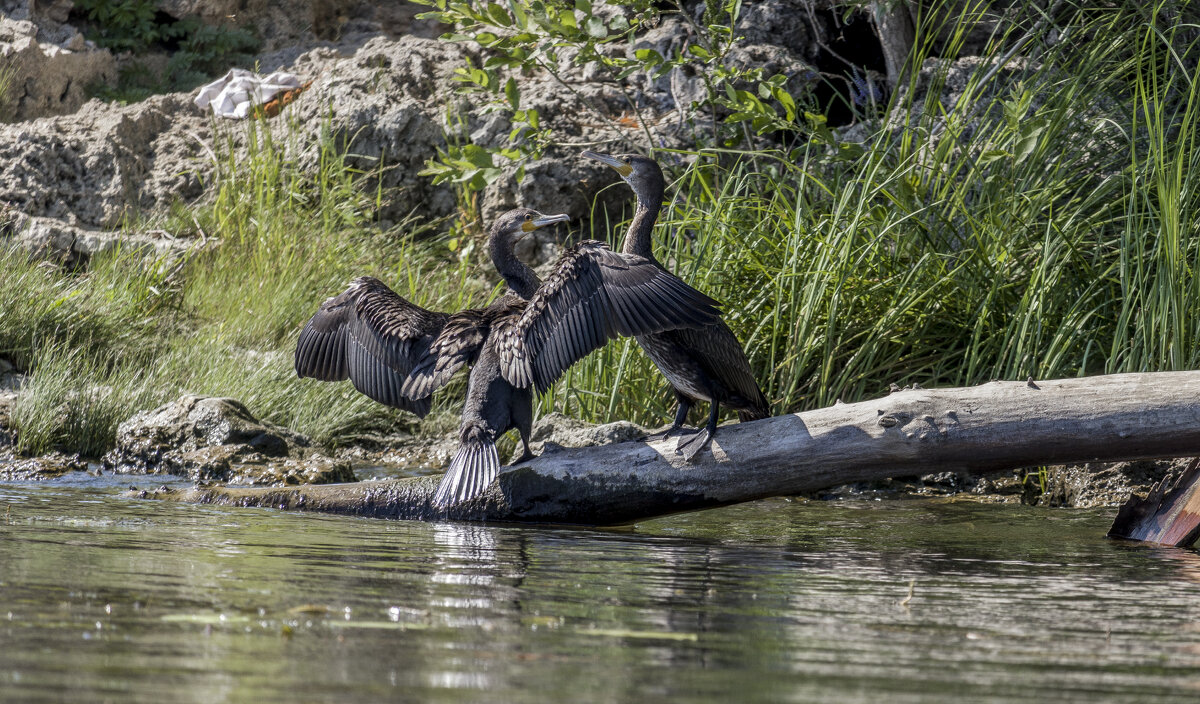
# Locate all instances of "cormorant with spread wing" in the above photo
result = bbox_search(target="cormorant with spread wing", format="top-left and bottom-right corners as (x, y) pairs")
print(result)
(295, 208), (722, 506)
(583, 151), (769, 461)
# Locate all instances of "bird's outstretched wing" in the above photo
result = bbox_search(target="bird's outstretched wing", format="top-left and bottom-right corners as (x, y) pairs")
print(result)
(294, 276), (450, 417)
(496, 241), (722, 392)
(403, 307), (494, 399)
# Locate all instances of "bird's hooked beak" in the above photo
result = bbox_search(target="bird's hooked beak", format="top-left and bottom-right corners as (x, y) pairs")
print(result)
(518, 212), (570, 239)
(582, 150), (633, 178)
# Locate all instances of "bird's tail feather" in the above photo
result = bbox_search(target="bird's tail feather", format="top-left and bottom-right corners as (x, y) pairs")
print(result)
(432, 434), (500, 508)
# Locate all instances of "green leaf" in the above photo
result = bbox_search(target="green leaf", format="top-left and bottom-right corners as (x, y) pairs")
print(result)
(836, 142), (866, 161)
(774, 88), (796, 122)
(486, 2), (512, 26)
(978, 149), (1011, 165)
(509, 0), (528, 28)
(1013, 133), (1040, 163)
(504, 77), (520, 109)
(586, 16), (607, 38)
(1013, 118), (1046, 163)
(634, 48), (663, 65)
(462, 144), (495, 169)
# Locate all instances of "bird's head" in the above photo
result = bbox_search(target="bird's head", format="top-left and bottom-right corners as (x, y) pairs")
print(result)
(489, 208), (571, 248)
(582, 150), (665, 200)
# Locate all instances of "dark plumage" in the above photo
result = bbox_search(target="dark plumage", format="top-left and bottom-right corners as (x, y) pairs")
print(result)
(583, 150), (770, 460)
(295, 207), (722, 506)
(293, 276), (448, 418)
(494, 240), (722, 392)
(432, 296), (528, 508)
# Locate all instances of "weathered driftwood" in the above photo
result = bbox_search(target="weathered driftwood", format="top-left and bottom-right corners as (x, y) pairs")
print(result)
(132, 372), (1200, 534)
(1108, 457), (1200, 547)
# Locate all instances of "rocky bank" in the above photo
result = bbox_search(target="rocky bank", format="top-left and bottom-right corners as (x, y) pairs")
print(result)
(2, 0), (1048, 266)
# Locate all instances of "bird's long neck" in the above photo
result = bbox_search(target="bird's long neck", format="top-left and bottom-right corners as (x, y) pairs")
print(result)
(489, 232), (541, 300)
(620, 181), (664, 260)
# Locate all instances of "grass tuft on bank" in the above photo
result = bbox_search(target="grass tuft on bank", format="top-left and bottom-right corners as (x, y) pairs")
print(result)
(3, 118), (492, 456)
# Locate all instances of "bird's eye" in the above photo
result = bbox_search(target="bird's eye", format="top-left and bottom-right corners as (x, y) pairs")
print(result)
(524, 213), (533, 220)
(622, 157), (631, 164)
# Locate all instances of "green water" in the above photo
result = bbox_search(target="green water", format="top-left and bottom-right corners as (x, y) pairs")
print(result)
(2, 473), (1199, 703)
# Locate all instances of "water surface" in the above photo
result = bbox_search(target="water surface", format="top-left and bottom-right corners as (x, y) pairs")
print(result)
(2, 473), (1199, 703)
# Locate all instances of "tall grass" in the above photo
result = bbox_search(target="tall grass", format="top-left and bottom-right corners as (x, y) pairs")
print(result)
(4, 1), (1197, 454)
(548, 2), (1200, 427)
(3, 115), (493, 456)
(0, 58), (15, 121)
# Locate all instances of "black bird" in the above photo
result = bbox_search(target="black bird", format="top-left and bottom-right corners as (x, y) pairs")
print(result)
(583, 151), (770, 460)
(295, 208), (722, 506)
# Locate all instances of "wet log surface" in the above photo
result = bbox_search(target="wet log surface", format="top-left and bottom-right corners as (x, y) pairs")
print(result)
(132, 372), (1200, 532)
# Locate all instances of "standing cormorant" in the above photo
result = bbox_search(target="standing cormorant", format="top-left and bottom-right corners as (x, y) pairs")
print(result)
(582, 151), (770, 460)
(295, 208), (722, 506)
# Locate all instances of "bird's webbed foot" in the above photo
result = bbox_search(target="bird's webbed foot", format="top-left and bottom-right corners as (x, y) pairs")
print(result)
(675, 427), (713, 462)
(643, 399), (694, 443)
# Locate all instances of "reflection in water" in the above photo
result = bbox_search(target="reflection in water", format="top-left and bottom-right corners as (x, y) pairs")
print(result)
(1, 481), (1200, 703)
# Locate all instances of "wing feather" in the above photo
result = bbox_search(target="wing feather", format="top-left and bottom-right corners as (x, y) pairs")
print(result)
(497, 241), (723, 392)
(294, 276), (449, 417)
(403, 308), (493, 399)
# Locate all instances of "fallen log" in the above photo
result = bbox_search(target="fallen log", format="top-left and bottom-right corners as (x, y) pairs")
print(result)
(131, 372), (1200, 538)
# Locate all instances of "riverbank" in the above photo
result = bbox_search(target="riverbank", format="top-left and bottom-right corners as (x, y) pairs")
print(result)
(2, 2), (1197, 510)
(1, 377), (1190, 511)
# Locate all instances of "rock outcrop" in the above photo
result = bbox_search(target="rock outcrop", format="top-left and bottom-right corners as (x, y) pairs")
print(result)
(0, 357), (19, 450)
(102, 395), (355, 486)
(156, 0), (444, 51)
(0, 1), (843, 266)
(0, 31), (669, 265)
(10, 214), (198, 269)
(0, 91), (206, 229)
(0, 450), (87, 481)
(0, 1), (116, 122)
(1038, 459), (1192, 509)
(530, 411), (647, 454)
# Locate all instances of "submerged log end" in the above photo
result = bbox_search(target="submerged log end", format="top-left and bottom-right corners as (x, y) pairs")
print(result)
(1107, 457), (1200, 547)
